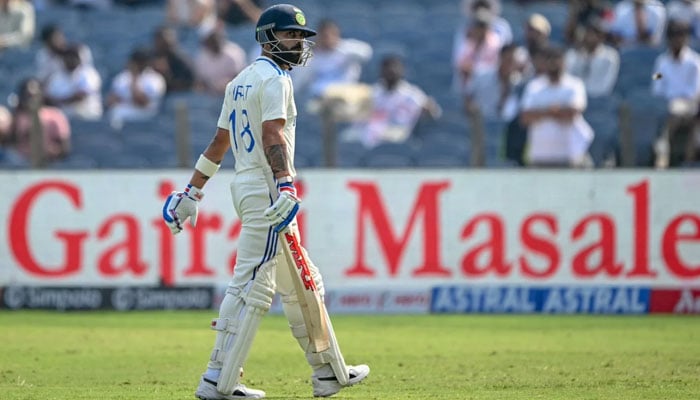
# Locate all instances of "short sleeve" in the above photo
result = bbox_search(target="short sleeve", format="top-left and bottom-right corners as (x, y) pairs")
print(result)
(217, 82), (233, 130)
(570, 78), (587, 111)
(260, 76), (290, 122)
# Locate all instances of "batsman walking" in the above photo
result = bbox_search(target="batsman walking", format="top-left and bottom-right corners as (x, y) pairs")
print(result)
(161, 4), (369, 399)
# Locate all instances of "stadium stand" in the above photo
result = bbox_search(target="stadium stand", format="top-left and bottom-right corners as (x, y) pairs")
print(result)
(0, 0), (694, 169)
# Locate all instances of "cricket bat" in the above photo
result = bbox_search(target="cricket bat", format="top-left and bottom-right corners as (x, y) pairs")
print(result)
(279, 227), (331, 353)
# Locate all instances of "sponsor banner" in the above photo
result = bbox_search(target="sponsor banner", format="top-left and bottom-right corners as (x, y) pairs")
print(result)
(0, 285), (216, 311)
(326, 289), (431, 314)
(430, 286), (650, 314)
(230, 288), (431, 315)
(1, 171), (699, 290)
(649, 288), (700, 314)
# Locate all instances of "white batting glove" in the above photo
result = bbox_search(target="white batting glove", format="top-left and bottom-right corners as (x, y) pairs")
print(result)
(264, 178), (300, 233)
(162, 184), (204, 235)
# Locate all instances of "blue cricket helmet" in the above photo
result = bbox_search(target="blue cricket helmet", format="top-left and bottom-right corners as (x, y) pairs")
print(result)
(255, 4), (317, 43)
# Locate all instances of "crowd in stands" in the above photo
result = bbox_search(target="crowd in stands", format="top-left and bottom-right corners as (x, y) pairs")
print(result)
(0, 0), (699, 169)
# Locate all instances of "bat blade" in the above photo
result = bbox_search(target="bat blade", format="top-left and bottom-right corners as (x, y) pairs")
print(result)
(279, 228), (331, 353)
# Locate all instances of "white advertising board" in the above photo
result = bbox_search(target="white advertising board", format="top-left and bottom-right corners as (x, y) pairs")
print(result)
(0, 170), (698, 289)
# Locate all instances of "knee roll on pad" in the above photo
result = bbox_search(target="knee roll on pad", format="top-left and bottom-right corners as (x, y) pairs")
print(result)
(245, 278), (276, 311)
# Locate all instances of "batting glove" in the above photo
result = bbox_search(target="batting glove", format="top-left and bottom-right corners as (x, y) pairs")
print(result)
(264, 177), (300, 233)
(162, 184), (204, 235)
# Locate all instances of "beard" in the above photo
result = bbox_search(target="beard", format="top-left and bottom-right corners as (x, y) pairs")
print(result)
(275, 43), (303, 65)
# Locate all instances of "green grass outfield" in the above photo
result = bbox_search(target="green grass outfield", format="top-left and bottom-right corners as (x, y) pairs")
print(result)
(1, 312), (699, 400)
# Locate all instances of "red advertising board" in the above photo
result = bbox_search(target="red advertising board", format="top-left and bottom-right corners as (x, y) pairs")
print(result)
(649, 289), (700, 313)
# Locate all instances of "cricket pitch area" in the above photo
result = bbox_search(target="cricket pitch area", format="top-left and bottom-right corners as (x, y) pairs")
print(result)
(1, 311), (699, 399)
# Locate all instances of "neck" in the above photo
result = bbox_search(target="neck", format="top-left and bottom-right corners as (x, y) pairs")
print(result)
(384, 80), (399, 91)
(584, 43), (598, 53)
(672, 47), (683, 59)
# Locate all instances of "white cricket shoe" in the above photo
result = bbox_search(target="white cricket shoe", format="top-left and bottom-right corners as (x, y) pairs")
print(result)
(195, 376), (265, 399)
(312, 364), (370, 397)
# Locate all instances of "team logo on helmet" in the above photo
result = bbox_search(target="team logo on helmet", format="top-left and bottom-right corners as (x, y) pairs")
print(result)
(295, 10), (306, 26)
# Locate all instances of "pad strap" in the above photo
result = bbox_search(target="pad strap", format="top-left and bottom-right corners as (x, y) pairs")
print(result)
(211, 318), (238, 334)
(195, 154), (221, 177)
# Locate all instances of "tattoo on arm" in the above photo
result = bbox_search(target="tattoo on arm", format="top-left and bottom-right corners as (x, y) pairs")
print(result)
(265, 144), (288, 175)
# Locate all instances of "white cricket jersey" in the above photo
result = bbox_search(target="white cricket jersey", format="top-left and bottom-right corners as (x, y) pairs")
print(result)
(217, 56), (297, 176)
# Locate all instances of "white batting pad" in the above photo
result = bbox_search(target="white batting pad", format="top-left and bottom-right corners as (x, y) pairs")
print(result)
(210, 261), (276, 394)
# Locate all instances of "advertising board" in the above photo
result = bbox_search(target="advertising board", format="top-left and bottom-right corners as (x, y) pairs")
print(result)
(1, 170), (698, 313)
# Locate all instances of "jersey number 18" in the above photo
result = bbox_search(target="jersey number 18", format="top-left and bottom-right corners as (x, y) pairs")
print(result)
(229, 109), (255, 153)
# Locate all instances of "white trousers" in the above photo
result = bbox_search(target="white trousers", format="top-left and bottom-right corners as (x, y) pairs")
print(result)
(227, 167), (323, 295)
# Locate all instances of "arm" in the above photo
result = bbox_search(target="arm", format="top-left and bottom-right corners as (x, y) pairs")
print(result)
(423, 97), (442, 120)
(679, 62), (700, 100)
(163, 127), (230, 235)
(521, 107), (580, 125)
(130, 74), (151, 107)
(46, 109), (71, 160)
(46, 89), (88, 106)
(261, 118), (301, 233)
(190, 0), (215, 26)
(262, 118), (291, 179)
(188, 127), (231, 188)
(520, 108), (549, 125)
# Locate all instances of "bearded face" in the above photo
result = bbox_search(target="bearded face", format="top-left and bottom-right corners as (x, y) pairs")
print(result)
(264, 30), (314, 67)
(275, 39), (304, 65)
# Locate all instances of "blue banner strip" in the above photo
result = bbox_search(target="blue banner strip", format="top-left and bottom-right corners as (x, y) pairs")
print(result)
(430, 286), (651, 314)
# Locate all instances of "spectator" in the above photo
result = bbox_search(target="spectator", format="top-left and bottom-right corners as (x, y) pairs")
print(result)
(565, 19), (620, 98)
(342, 55), (442, 148)
(193, 23), (246, 95)
(667, 0), (700, 41)
(151, 26), (196, 92)
(564, 0), (613, 45)
(106, 48), (166, 130)
(35, 24), (94, 85)
(217, 0), (263, 26)
(465, 44), (527, 166)
(0, 0), (35, 51)
(456, 0), (513, 46)
(292, 19), (373, 101)
(520, 46), (594, 168)
(453, 10), (504, 93)
(608, 0), (667, 48)
(0, 78), (71, 164)
(464, 44), (525, 123)
(652, 21), (700, 167)
(517, 13), (552, 77)
(166, 0), (217, 36)
(44, 45), (103, 120)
